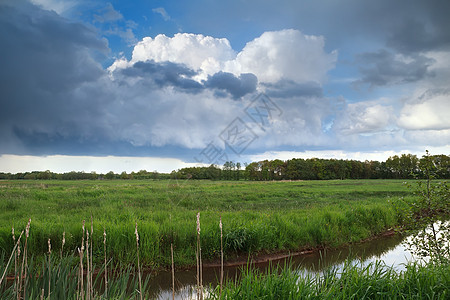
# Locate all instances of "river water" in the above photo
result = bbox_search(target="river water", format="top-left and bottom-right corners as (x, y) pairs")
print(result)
(145, 232), (422, 299)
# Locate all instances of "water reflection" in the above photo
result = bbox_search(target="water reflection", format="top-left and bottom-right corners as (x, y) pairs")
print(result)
(144, 232), (420, 299)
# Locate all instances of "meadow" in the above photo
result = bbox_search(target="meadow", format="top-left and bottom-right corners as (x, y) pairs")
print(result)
(0, 179), (414, 269)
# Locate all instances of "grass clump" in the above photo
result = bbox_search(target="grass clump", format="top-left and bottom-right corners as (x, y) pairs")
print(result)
(209, 261), (450, 299)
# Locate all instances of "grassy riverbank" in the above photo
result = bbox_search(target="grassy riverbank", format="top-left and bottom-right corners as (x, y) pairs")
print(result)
(1, 179), (413, 267)
(1, 255), (448, 299)
(210, 261), (450, 299)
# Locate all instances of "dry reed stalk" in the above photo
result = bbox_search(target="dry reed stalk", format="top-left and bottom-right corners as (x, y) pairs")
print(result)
(90, 216), (93, 298)
(103, 228), (107, 298)
(16, 243), (21, 300)
(61, 231), (65, 259)
(0, 230), (24, 287)
(82, 220), (85, 248)
(135, 222), (143, 300)
(76, 247), (80, 300)
(196, 212), (203, 300)
(79, 220), (86, 300)
(196, 215), (199, 300)
(196, 249), (199, 299)
(19, 218), (31, 299)
(220, 216), (223, 298)
(86, 231), (91, 300)
(47, 238), (51, 300)
(12, 227), (17, 296)
(78, 246), (84, 300)
(171, 243), (175, 300)
(40, 288), (44, 300)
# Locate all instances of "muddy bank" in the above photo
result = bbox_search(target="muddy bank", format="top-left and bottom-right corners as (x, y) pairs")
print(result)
(188, 228), (398, 269)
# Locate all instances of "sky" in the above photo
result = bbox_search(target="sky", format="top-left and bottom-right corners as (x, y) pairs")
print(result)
(0, 0), (449, 174)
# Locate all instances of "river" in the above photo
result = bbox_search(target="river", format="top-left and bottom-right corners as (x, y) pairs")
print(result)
(144, 231), (423, 299)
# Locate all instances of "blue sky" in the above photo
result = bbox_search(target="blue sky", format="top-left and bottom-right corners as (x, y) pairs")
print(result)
(1, 0), (449, 173)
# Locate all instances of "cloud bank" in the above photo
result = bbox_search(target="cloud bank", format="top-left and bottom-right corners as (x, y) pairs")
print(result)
(0, 0), (449, 169)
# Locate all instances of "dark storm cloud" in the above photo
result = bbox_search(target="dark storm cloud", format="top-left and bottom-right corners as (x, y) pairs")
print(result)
(0, 1), (107, 91)
(0, 0), (111, 154)
(119, 60), (204, 93)
(0, 0), (257, 157)
(180, 0), (450, 52)
(354, 50), (435, 87)
(2, 0), (448, 159)
(117, 63), (258, 98)
(203, 72), (257, 99)
(386, 2), (450, 54)
(262, 80), (323, 99)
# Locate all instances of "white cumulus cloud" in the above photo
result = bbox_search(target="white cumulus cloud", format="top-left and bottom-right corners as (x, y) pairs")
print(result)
(227, 29), (337, 84)
(333, 101), (395, 135)
(123, 33), (236, 80)
(398, 92), (450, 130)
(109, 29), (337, 84)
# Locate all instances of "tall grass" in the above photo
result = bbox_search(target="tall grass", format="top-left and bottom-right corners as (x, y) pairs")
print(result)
(0, 180), (413, 268)
(0, 255), (150, 299)
(0, 219), (150, 299)
(0, 230), (23, 287)
(1, 214), (449, 299)
(209, 261), (450, 299)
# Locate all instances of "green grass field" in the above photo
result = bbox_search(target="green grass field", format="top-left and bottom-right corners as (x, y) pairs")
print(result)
(0, 179), (414, 268)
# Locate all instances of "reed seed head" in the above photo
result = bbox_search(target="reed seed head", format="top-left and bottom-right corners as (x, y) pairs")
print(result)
(25, 218), (31, 238)
(12, 226), (15, 241)
(62, 231), (66, 247)
(135, 222), (139, 242)
(219, 217), (222, 230)
(48, 238), (51, 254)
(197, 212), (201, 234)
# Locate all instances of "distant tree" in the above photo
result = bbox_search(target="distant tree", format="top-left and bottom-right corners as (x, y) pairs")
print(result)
(105, 171), (115, 180)
(271, 159), (285, 180)
(431, 154), (450, 179)
(223, 161), (235, 180)
(36, 170), (52, 180)
(386, 155), (401, 178)
(206, 164), (221, 180)
(245, 162), (261, 181)
(285, 159), (301, 180)
(24, 173), (37, 180)
(399, 154), (419, 178)
(236, 162), (241, 180)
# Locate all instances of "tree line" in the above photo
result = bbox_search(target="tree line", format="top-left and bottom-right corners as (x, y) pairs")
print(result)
(0, 153), (448, 181)
(0, 170), (171, 180)
(170, 153), (450, 181)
